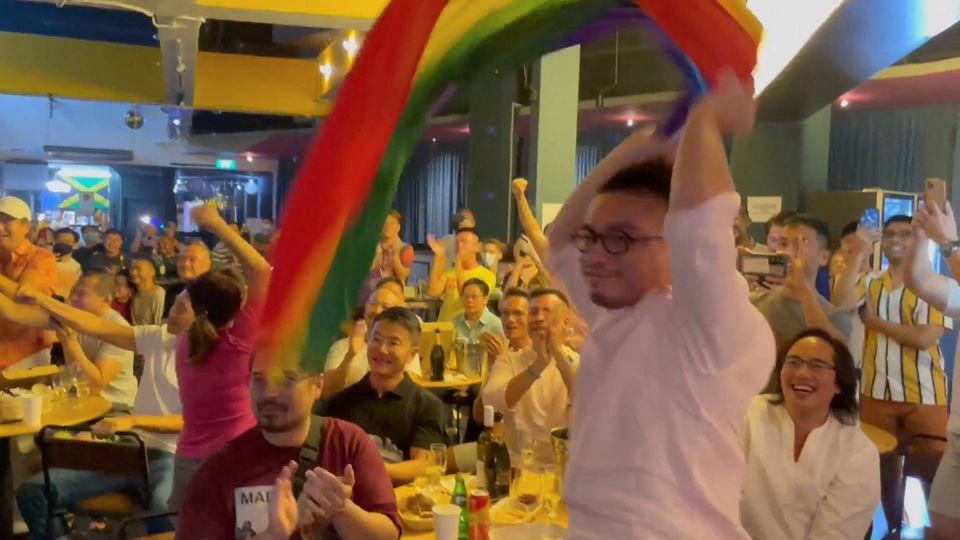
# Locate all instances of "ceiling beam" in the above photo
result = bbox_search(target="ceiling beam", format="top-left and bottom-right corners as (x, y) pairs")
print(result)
(757, 0), (960, 121)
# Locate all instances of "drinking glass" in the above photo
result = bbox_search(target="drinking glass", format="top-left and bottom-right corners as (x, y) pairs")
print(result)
(75, 380), (91, 400)
(511, 449), (543, 513)
(542, 467), (563, 521)
(51, 373), (66, 403)
(428, 443), (447, 490)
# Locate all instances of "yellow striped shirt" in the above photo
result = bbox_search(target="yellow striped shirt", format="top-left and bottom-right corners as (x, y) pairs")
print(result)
(856, 272), (951, 405)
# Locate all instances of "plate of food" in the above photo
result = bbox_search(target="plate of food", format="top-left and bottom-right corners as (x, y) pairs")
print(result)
(399, 490), (451, 532)
(489, 497), (535, 526)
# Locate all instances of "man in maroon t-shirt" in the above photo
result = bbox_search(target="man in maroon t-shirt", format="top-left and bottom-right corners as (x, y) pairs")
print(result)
(176, 354), (401, 540)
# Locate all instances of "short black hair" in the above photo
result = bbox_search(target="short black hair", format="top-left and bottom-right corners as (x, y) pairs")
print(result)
(77, 270), (115, 298)
(841, 220), (859, 239)
(372, 307), (421, 343)
(103, 228), (123, 239)
(783, 214), (831, 249)
(80, 225), (99, 234)
(597, 159), (672, 202)
(884, 214), (912, 228)
(502, 287), (530, 301)
(764, 210), (797, 235)
(461, 278), (490, 297)
(529, 287), (570, 306)
(455, 227), (481, 242)
(769, 328), (859, 426)
(375, 276), (404, 291)
(55, 228), (79, 243)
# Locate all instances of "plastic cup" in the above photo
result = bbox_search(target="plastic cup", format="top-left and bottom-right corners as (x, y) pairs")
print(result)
(21, 393), (43, 427)
(432, 504), (461, 540)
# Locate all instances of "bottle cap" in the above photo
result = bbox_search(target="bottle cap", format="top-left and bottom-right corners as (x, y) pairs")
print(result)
(483, 405), (495, 427)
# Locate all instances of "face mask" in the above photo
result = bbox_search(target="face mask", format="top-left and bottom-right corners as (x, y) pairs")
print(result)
(83, 233), (100, 246)
(52, 243), (73, 257)
(481, 253), (497, 268)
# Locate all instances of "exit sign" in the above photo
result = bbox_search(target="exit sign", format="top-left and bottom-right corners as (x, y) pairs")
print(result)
(215, 159), (237, 170)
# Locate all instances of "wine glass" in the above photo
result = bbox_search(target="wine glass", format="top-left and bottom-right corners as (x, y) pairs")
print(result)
(428, 443), (447, 491)
(511, 449), (543, 513)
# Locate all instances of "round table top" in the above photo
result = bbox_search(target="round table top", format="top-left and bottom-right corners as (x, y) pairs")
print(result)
(0, 396), (111, 439)
(409, 371), (483, 389)
(861, 422), (898, 454)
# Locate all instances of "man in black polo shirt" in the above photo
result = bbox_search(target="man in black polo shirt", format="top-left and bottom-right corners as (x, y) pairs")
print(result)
(326, 307), (444, 485)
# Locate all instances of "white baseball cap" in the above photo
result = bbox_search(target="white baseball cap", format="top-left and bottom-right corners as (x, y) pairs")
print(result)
(0, 197), (31, 221)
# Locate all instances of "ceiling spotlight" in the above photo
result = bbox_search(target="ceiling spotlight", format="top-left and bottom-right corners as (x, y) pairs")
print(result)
(432, 137), (437, 143)
(139, 215), (151, 224)
(626, 119), (635, 128)
(319, 63), (333, 78)
(343, 36), (359, 57)
(246, 153), (254, 163)
(839, 99), (850, 108)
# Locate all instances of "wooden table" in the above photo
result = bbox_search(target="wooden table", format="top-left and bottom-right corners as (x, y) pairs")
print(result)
(0, 365), (59, 391)
(0, 395), (111, 536)
(410, 370), (483, 390)
(861, 422), (898, 454)
(395, 477), (567, 539)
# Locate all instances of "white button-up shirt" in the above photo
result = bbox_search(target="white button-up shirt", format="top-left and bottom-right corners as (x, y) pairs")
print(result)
(548, 193), (775, 539)
(481, 346), (578, 465)
(740, 396), (880, 540)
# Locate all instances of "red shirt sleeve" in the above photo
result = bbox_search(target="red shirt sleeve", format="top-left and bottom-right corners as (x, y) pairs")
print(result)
(338, 422), (402, 536)
(175, 456), (231, 540)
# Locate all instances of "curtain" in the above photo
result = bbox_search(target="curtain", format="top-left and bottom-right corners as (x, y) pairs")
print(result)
(394, 141), (468, 244)
(828, 108), (923, 192)
(575, 130), (630, 184)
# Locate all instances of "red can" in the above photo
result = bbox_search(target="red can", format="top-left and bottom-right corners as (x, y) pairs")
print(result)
(468, 488), (490, 540)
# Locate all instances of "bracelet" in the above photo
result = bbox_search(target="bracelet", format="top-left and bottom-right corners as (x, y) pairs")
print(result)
(526, 366), (542, 380)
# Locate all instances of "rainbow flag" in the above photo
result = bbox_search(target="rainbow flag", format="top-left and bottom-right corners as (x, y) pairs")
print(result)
(259, 0), (762, 372)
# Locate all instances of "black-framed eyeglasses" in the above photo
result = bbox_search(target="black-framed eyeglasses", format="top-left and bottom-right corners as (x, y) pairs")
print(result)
(783, 356), (835, 373)
(251, 371), (315, 388)
(571, 226), (663, 255)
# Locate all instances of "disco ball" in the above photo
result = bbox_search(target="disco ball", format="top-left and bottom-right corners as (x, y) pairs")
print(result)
(124, 110), (144, 130)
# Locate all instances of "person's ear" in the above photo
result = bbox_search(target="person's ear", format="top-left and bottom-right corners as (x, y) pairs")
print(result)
(314, 374), (324, 399)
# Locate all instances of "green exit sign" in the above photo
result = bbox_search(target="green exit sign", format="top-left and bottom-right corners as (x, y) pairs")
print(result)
(215, 159), (237, 170)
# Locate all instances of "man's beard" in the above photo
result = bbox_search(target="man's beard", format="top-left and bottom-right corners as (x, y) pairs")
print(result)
(256, 400), (304, 433)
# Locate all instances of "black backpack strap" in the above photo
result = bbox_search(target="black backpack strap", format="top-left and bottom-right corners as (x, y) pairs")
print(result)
(292, 415), (324, 498)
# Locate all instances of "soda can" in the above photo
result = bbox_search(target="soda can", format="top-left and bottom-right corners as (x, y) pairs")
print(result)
(468, 488), (490, 540)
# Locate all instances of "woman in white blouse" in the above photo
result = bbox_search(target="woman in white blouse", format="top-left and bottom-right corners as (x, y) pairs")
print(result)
(740, 328), (880, 539)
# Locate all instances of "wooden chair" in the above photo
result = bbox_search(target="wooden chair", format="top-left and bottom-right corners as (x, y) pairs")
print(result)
(36, 424), (150, 536)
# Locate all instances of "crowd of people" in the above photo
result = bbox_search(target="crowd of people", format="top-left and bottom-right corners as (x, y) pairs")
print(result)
(0, 74), (957, 540)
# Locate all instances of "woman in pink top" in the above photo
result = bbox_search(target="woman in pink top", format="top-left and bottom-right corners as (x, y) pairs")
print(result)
(169, 205), (272, 509)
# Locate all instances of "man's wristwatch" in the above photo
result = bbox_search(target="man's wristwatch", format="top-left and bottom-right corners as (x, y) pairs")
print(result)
(942, 241), (960, 257)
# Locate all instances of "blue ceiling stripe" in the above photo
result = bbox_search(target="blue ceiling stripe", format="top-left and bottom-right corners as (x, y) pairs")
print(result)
(0, 0), (158, 47)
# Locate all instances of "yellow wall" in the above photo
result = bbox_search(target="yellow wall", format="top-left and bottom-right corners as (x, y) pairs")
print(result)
(194, 52), (334, 116)
(0, 32), (165, 103)
(196, 0), (387, 20)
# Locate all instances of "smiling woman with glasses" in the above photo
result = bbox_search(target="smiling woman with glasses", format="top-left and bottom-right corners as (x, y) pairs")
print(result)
(739, 328), (879, 540)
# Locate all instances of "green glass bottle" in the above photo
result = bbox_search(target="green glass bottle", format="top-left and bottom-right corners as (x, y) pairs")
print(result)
(451, 473), (469, 540)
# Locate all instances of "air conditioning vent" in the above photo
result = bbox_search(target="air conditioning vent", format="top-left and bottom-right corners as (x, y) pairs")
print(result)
(43, 146), (134, 162)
